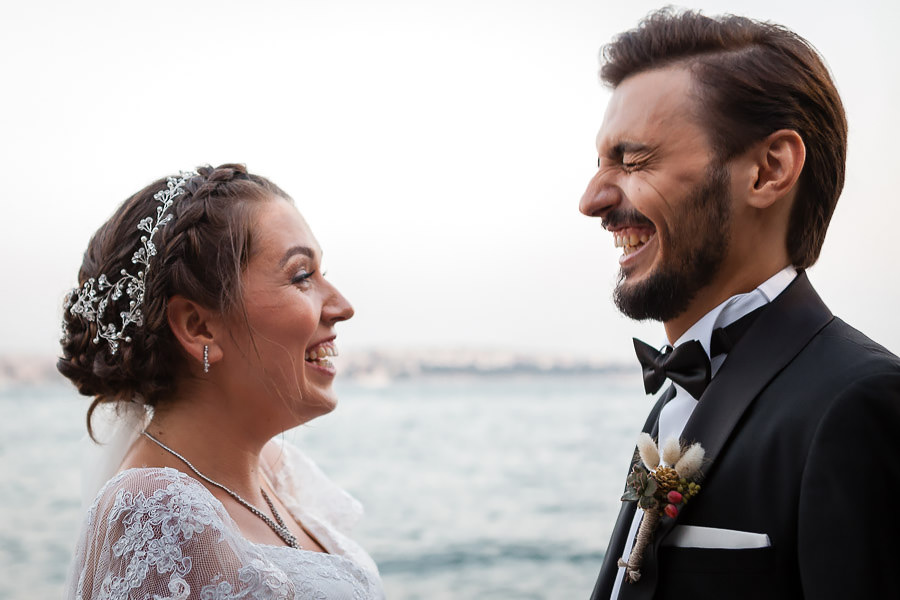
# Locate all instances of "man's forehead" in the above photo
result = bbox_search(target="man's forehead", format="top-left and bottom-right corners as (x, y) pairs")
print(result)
(595, 66), (700, 151)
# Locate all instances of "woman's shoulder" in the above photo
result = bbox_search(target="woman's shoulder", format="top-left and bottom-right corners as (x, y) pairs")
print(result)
(88, 467), (227, 530)
(70, 471), (300, 599)
(97, 466), (207, 496)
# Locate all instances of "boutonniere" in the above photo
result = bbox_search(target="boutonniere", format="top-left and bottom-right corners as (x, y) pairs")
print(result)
(618, 433), (705, 583)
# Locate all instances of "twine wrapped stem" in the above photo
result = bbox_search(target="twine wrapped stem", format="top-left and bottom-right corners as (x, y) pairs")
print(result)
(617, 500), (660, 582)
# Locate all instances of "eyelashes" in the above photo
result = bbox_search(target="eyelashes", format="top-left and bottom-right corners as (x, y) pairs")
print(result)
(291, 270), (315, 286)
(597, 156), (641, 171)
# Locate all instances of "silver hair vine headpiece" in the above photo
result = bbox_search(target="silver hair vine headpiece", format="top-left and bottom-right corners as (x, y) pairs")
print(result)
(64, 171), (198, 355)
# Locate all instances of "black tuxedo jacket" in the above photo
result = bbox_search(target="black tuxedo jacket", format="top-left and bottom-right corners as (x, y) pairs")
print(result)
(590, 272), (900, 600)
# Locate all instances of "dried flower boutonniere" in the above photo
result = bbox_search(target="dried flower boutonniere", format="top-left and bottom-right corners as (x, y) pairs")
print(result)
(618, 433), (705, 583)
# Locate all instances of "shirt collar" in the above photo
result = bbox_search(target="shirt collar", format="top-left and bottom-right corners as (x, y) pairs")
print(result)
(672, 265), (798, 358)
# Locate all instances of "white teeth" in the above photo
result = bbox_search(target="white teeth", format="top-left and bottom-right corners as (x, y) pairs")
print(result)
(612, 231), (653, 252)
(306, 343), (337, 361)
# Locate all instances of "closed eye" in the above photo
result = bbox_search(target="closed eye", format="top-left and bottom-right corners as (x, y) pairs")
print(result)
(597, 155), (643, 171)
(291, 270), (315, 286)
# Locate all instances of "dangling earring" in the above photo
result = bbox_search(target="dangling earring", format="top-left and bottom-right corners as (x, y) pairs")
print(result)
(203, 345), (210, 373)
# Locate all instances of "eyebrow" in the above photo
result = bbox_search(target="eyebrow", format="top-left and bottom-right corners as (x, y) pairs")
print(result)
(609, 140), (653, 157)
(279, 245), (316, 267)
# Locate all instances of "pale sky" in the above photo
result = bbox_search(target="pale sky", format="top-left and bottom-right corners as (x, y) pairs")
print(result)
(2, 0), (898, 361)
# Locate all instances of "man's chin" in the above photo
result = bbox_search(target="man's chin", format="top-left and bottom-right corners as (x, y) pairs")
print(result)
(613, 269), (695, 323)
(616, 263), (658, 302)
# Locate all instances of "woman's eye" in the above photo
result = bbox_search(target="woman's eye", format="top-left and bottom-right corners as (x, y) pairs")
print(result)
(291, 270), (314, 286)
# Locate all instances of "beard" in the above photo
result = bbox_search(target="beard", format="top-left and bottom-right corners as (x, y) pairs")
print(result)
(613, 162), (732, 322)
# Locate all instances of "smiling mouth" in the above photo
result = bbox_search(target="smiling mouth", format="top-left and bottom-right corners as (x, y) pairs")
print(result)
(305, 340), (338, 369)
(613, 227), (657, 256)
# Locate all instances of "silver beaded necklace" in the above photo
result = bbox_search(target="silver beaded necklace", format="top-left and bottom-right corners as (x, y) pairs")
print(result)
(141, 430), (300, 549)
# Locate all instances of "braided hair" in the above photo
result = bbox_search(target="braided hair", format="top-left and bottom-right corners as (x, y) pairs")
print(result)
(58, 164), (291, 439)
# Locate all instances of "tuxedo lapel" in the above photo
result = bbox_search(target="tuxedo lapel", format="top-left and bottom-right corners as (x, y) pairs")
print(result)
(617, 273), (833, 600)
(590, 385), (675, 600)
(680, 272), (832, 481)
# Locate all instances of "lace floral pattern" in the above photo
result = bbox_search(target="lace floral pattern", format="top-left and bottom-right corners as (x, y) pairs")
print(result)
(67, 450), (384, 600)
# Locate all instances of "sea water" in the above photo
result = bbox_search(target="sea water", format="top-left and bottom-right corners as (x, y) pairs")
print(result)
(0, 374), (650, 600)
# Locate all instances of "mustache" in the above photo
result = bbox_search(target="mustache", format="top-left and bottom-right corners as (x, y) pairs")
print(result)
(601, 208), (655, 230)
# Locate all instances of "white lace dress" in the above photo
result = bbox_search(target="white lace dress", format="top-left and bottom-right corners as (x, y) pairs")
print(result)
(65, 441), (385, 600)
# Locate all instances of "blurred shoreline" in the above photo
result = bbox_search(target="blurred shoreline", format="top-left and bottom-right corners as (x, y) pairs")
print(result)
(0, 350), (632, 390)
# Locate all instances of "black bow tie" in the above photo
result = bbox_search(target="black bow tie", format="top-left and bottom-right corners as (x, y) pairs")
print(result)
(634, 305), (767, 398)
(633, 338), (710, 398)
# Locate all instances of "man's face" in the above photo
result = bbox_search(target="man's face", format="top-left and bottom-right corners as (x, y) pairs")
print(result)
(579, 66), (733, 323)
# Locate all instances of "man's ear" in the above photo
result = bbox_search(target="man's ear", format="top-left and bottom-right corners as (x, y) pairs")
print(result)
(746, 129), (806, 209)
(167, 295), (223, 373)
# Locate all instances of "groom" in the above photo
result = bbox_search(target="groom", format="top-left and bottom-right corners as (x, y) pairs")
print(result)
(580, 9), (900, 600)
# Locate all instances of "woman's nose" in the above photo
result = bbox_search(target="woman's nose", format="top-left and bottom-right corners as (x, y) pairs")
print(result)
(323, 282), (354, 324)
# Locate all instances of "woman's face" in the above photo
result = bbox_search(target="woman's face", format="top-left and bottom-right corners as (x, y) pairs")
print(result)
(223, 197), (354, 428)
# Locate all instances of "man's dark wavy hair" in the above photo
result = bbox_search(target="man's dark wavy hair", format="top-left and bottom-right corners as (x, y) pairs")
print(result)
(601, 8), (847, 269)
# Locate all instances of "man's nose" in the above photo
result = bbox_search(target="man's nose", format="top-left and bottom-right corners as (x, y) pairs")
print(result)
(579, 177), (623, 218)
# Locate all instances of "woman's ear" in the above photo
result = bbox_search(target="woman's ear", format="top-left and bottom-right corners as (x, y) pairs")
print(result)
(746, 129), (806, 209)
(166, 295), (224, 373)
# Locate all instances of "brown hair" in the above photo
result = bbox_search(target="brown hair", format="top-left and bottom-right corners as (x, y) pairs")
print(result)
(600, 8), (847, 268)
(58, 164), (290, 438)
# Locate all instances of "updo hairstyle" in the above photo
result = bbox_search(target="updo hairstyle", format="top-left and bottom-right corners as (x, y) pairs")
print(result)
(58, 164), (290, 437)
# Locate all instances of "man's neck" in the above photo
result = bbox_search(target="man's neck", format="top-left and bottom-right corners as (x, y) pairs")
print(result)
(664, 262), (793, 343)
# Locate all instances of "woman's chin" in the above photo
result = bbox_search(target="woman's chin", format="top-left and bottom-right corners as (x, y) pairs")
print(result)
(293, 392), (338, 426)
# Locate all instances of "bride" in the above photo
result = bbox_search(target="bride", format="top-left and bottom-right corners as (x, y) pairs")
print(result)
(58, 165), (384, 599)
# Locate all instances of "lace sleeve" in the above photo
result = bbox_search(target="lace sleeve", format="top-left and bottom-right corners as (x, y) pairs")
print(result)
(67, 468), (293, 600)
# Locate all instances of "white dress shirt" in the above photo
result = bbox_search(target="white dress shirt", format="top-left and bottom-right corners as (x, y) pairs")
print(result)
(609, 266), (797, 599)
